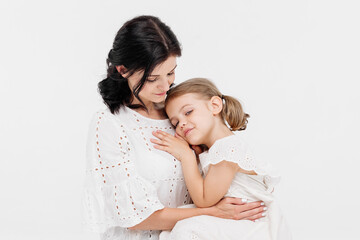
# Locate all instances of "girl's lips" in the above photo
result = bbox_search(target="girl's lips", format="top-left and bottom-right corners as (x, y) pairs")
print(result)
(156, 92), (166, 96)
(184, 128), (193, 137)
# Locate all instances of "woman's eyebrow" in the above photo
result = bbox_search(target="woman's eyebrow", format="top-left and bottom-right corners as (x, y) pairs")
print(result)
(149, 65), (177, 77)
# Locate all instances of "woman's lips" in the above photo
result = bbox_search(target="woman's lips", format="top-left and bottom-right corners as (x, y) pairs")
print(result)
(156, 92), (166, 96)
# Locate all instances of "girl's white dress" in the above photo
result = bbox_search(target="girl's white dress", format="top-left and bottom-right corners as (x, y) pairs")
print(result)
(160, 134), (291, 240)
(82, 107), (191, 240)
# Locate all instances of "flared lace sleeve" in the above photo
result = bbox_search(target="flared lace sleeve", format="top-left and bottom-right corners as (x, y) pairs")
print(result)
(199, 134), (280, 191)
(82, 111), (164, 232)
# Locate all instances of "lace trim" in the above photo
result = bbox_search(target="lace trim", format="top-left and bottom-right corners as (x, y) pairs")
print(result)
(199, 134), (280, 189)
(83, 175), (165, 232)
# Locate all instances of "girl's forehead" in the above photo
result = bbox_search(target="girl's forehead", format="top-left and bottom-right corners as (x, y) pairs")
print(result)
(166, 93), (207, 110)
(168, 93), (199, 106)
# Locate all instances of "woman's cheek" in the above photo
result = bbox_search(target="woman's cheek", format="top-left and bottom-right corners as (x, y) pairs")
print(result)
(169, 75), (175, 85)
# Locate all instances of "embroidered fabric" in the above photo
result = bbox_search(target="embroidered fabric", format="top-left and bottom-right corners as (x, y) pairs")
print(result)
(82, 108), (191, 239)
(199, 134), (280, 190)
(160, 134), (291, 240)
(83, 175), (165, 231)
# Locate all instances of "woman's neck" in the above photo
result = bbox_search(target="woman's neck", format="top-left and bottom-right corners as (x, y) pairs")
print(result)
(131, 99), (167, 120)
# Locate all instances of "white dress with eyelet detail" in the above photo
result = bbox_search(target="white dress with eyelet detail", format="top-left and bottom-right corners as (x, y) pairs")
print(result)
(160, 134), (291, 240)
(82, 107), (191, 240)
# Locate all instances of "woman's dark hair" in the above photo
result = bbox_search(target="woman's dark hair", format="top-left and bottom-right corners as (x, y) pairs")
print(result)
(98, 15), (182, 114)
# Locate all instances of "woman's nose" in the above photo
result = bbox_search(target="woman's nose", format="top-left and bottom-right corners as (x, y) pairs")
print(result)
(159, 78), (170, 91)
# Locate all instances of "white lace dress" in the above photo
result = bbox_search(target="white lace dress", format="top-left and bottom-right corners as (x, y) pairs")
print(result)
(160, 134), (291, 240)
(82, 107), (191, 240)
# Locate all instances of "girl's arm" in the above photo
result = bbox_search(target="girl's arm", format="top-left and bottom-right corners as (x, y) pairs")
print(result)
(180, 152), (239, 207)
(129, 197), (265, 230)
(151, 130), (242, 207)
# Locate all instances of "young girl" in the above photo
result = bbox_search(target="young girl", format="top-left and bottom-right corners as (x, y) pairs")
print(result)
(151, 78), (291, 240)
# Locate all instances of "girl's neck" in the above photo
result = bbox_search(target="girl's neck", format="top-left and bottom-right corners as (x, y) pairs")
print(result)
(205, 122), (234, 149)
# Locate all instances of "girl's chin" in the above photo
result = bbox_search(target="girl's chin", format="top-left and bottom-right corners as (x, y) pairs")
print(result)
(186, 137), (201, 146)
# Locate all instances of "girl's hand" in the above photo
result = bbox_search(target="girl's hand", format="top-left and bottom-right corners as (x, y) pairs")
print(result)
(151, 130), (194, 161)
(212, 197), (266, 221)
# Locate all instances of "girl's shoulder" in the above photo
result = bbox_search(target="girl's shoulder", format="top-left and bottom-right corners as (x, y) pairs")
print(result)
(216, 133), (246, 146)
(199, 133), (279, 178)
(200, 133), (249, 163)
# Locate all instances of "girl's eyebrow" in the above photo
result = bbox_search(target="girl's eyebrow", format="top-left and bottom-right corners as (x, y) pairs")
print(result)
(148, 65), (177, 77)
(169, 104), (191, 122)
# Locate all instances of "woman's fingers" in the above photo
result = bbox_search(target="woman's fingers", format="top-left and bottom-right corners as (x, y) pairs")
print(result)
(244, 211), (267, 221)
(223, 197), (248, 205)
(218, 198), (266, 221)
(234, 202), (266, 220)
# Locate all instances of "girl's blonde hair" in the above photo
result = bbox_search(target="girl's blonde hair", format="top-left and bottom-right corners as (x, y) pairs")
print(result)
(165, 78), (249, 131)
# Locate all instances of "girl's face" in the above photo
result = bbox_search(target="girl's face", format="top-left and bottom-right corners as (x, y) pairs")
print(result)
(165, 93), (218, 146)
(127, 56), (177, 106)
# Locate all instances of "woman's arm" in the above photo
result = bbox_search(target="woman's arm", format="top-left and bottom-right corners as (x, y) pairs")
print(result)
(129, 197), (265, 230)
(129, 206), (208, 230)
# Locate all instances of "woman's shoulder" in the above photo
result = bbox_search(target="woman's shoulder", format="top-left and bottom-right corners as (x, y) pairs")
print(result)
(87, 108), (130, 141)
(90, 107), (133, 125)
(90, 106), (173, 131)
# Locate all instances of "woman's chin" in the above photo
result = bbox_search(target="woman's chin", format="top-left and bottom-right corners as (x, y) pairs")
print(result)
(152, 95), (166, 103)
(153, 101), (165, 109)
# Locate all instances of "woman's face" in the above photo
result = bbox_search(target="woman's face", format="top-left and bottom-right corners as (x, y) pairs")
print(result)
(127, 56), (177, 106)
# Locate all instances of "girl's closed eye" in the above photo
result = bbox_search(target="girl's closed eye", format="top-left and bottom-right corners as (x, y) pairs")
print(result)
(185, 110), (193, 116)
(167, 71), (175, 76)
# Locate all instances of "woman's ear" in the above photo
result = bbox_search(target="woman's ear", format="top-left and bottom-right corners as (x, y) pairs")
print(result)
(115, 65), (128, 78)
(209, 96), (223, 115)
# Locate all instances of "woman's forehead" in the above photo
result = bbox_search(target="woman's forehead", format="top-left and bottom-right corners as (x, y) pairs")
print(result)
(150, 56), (177, 75)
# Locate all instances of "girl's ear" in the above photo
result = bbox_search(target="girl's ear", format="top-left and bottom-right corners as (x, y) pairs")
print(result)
(115, 65), (128, 78)
(209, 96), (223, 115)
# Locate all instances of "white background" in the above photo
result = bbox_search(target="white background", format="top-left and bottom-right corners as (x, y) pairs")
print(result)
(1, 0), (359, 239)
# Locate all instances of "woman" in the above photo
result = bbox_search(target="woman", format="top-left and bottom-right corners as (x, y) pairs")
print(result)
(82, 15), (266, 240)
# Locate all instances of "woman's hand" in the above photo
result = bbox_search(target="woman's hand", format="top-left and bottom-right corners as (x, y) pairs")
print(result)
(211, 197), (267, 221)
(151, 130), (194, 161)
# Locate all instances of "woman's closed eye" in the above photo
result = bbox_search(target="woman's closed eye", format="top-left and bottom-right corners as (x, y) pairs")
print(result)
(146, 77), (158, 83)
(167, 71), (175, 76)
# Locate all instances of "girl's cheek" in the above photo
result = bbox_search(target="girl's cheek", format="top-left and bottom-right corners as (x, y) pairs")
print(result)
(175, 129), (182, 136)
